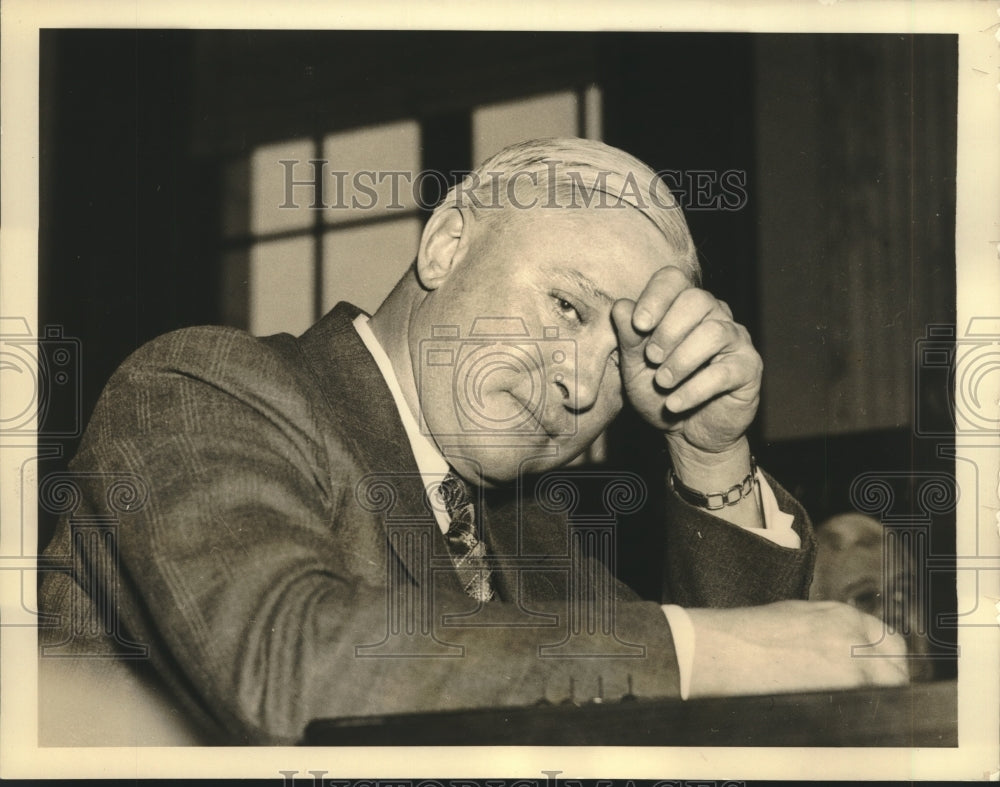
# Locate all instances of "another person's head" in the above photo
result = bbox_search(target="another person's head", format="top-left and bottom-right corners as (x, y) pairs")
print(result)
(381, 137), (697, 486)
(810, 513), (933, 679)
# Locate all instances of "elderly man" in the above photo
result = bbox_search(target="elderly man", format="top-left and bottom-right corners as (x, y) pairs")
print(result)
(38, 137), (907, 745)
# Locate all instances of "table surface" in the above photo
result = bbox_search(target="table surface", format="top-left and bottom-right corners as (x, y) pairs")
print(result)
(302, 679), (957, 747)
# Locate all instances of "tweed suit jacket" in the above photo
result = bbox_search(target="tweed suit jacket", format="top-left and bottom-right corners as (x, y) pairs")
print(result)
(38, 302), (816, 745)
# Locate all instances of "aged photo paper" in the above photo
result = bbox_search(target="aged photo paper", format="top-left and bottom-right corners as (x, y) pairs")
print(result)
(1, 0), (997, 781)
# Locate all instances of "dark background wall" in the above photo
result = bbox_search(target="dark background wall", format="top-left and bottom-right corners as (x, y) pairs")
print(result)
(38, 30), (958, 674)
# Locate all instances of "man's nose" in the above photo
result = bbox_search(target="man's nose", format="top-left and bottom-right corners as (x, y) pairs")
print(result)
(553, 344), (608, 411)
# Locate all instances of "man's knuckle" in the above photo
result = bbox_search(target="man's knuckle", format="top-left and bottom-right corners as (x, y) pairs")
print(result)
(829, 601), (867, 632)
(662, 265), (691, 287)
(694, 289), (717, 314)
(705, 318), (730, 343)
(667, 281), (702, 309)
(881, 630), (907, 656)
(715, 360), (740, 390)
(652, 322), (682, 347)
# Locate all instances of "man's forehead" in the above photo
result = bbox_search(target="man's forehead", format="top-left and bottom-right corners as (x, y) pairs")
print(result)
(502, 201), (674, 254)
(539, 264), (615, 305)
(518, 206), (683, 282)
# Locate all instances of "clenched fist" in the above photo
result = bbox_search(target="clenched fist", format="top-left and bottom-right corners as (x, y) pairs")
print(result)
(611, 266), (762, 456)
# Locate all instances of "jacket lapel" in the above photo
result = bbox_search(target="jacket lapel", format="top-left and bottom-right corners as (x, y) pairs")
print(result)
(293, 303), (460, 592)
(482, 479), (570, 603)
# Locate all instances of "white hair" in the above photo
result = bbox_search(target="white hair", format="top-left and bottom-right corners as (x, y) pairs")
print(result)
(435, 137), (700, 283)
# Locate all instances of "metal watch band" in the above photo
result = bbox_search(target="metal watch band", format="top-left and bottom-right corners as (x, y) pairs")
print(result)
(667, 457), (759, 511)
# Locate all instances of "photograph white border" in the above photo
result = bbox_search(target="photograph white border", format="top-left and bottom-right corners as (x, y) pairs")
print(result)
(2, 0), (997, 780)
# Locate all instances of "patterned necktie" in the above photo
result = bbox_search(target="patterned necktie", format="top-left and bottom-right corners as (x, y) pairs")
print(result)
(438, 472), (495, 602)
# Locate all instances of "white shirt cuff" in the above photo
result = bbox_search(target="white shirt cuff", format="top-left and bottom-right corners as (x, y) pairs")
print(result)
(754, 471), (801, 549)
(661, 603), (695, 700)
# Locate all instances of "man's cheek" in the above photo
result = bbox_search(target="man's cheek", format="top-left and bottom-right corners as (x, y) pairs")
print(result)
(600, 382), (625, 417)
(579, 396), (622, 442)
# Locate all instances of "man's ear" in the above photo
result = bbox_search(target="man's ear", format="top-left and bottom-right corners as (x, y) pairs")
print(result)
(415, 207), (468, 290)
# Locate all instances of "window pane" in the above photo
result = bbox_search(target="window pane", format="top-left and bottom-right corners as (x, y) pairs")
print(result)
(250, 137), (315, 236)
(322, 121), (421, 225)
(322, 218), (421, 315)
(248, 236), (314, 337)
(583, 84), (603, 141)
(472, 90), (578, 164)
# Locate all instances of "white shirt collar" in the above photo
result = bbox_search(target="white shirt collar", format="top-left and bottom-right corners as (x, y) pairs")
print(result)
(352, 313), (451, 532)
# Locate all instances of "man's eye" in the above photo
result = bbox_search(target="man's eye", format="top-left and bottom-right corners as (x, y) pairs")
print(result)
(552, 295), (582, 323)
